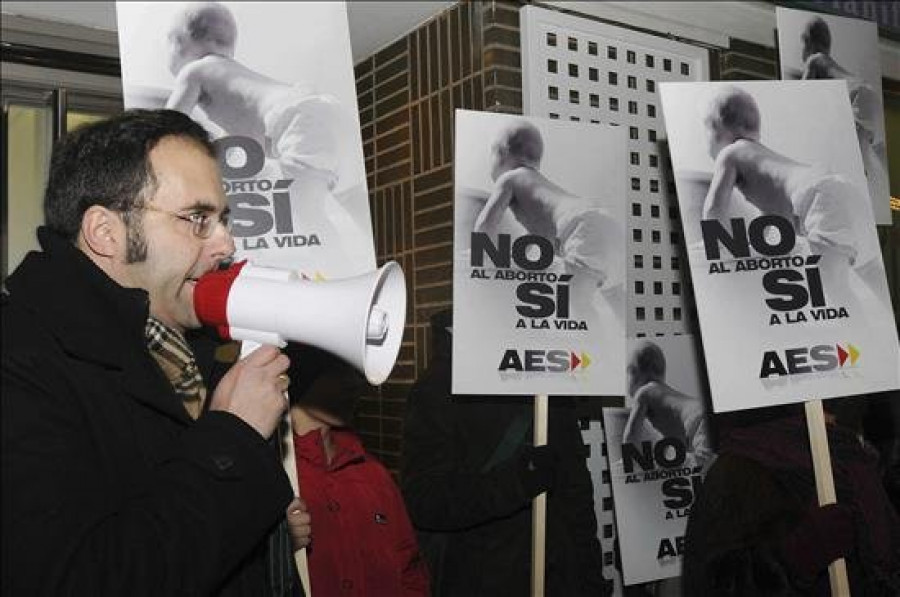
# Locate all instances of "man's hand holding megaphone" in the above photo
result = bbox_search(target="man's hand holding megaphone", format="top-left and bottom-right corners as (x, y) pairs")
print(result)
(207, 343), (291, 439)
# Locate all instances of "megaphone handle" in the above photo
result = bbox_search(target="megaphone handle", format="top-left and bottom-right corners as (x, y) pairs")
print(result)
(278, 404), (313, 596)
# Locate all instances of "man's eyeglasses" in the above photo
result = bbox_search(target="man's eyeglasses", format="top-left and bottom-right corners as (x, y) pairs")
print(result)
(140, 204), (232, 239)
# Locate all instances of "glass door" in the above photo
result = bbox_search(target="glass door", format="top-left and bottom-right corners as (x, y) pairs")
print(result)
(2, 83), (120, 282)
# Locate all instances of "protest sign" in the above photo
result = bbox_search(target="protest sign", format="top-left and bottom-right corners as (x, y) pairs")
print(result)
(659, 81), (899, 411)
(452, 110), (627, 395)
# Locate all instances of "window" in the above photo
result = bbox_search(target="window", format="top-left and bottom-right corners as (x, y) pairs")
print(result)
(547, 59), (558, 73)
(634, 255), (644, 268)
(645, 54), (655, 68)
(635, 280), (645, 294)
(653, 281), (663, 294)
(651, 229), (661, 243)
(610, 97), (619, 111)
(663, 58), (672, 71)
(652, 255), (662, 269)
(647, 104), (656, 118)
(627, 50), (636, 63)
(648, 129), (657, 142)
(568, 63), (579, 77)
(608, 46), (617, 59)
(568, 36), (578, 51)
(649, 154), (659, 168)
(547, 32), (557, 46)
(671, 256), (680, 270)
(628, 100), (638, 114)
(548, 86), (559, 100)
(632, 228), (642, 241)
(651, 204), (661, 218)
(631, 177), (641, 190)
(629, 126), (639, 139)
(627, 75), (637, 89)
(631, 202), (642, 216)
(681, 62), (690, 76)
(589, 67), (599, 82)
(646, 79), (656, 93)
(590, 93), (600, 108)
(569, 89), (580, 104)
(630, 152), (640, 165)
(608, 71), (618, 85)
(650, 179), (659, 193)
(588, 41), (598, 55)
(672, 281), (681, 295)
(654, 307), (664, 321)
(636, 306), (646, 320)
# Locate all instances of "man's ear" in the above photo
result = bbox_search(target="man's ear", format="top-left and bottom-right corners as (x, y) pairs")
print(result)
(79, 205), (122, 258)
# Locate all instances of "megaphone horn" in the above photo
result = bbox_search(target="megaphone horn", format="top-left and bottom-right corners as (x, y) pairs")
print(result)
(194, 260), (407, 385)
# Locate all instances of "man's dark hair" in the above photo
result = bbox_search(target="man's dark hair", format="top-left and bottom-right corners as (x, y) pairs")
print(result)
(802, 16), (832, 55)
(44, 109), (215, 244)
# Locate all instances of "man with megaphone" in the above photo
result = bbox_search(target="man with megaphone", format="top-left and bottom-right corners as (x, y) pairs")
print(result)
(1, 109), (309, 596)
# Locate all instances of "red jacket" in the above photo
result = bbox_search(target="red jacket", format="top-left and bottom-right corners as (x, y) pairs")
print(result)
(294, 428), (429, 596)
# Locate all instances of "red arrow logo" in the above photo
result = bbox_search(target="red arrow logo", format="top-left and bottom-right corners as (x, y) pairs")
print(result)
(570, 351), (581, 370)
(837, 344), (848, 366)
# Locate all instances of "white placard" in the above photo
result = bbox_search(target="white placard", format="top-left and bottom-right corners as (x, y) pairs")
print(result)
(116, 1), (375, 278)
(660, 80), (899, 412)
(452, 109), (627, 395)
(776, 6), (891, 225)
(604, 334), (714, 585)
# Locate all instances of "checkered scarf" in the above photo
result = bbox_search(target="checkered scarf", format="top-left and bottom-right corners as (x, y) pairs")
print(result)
(145, 317), (206, 419)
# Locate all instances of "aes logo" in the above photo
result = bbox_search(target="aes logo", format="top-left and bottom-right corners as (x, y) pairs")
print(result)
(759, 343), (860, 379)
(498, 349), (591, 372)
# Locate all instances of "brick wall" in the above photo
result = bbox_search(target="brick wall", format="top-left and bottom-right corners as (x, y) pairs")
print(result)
(352, 0), (525, 470)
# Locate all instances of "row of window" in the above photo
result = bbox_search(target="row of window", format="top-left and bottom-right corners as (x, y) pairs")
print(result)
(544, 32), (692, 76)
(632, 202), (678, 219)
(547, 61), (658, 92)
(547, 63), (656, 93)
(634, 254), (681, 271)
(547, 86), (658, 118)
(635, 305), (683, 322)
(633, 229), (680, 245)
(636, 280), (682, 296)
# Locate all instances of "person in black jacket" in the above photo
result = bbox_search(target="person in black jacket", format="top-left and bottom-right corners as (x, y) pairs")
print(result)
(1, 109), (309, 596)
(401, 309), (610, 596)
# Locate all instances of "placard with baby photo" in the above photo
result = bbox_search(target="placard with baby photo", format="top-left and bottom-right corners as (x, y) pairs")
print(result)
(116, 2), (375, 279)
(659, 80), (899, 412)
(452, 109), (627, 395)
(776, 6), (891, 225)
(604, 334), (714, 585)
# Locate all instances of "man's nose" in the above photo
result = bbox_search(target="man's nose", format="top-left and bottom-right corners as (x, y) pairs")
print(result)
(207, 221), (236, 266)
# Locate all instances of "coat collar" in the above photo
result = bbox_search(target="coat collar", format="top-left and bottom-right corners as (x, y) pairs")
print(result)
(294, 428), (365, 471)
(5, 227), (192, 424)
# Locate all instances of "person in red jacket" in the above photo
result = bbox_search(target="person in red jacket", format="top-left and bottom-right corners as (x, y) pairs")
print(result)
(286, 346), (429, 596)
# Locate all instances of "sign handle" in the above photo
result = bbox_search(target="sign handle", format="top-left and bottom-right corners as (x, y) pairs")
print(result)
(804, 399), (851, 597)
(531, 394), (549, 597)
(242, 341), (312, 596)
(280, 411), (312, 596)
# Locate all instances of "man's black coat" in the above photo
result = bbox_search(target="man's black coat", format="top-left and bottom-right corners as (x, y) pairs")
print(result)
(1, 229), (293, 596)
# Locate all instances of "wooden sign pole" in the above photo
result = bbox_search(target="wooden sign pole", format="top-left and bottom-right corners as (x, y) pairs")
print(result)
(280, 413), (312, 596)
(531, 394), (549, 597)
(242, 341), (312, 595)
(804, 399), (850, 597)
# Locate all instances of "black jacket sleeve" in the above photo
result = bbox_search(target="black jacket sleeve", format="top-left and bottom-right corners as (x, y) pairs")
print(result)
(400, 357), (532, 531)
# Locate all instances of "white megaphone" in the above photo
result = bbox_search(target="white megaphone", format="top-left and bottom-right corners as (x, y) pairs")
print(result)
(194, 260), (407, 385)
